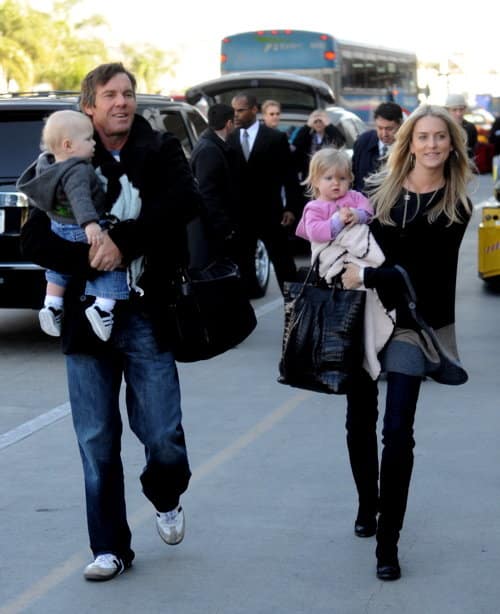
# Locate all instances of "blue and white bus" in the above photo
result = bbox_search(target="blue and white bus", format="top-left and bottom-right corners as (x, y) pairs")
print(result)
(220, 30), (419, 122)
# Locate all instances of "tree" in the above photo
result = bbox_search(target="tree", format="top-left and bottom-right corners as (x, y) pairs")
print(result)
(0, 0), (177, 92)
(120, 43), (179, 93)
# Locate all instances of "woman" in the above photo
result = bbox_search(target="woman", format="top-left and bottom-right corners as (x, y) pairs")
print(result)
(292, 109), (346, 184)
(342, 105), (473, 581)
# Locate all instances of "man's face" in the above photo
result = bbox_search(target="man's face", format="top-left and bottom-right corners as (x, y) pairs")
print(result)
(262, 105), (281, 128)
(83, 72), (137, 139)
(375, 117), (400, 145)
(231, 96), (257, 129)
(447, 106), (466, 124)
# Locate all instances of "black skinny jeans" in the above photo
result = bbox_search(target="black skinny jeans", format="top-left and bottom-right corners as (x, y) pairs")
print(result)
(345, 369), (422, 545)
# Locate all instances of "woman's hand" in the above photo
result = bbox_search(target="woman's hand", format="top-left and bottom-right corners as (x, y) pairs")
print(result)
(342, 262), (362, 289)
(89, 232), (122, 271)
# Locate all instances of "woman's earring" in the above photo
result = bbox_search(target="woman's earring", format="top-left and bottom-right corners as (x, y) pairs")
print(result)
(454, 150), (459, 159)
(410, 152), (415, 168)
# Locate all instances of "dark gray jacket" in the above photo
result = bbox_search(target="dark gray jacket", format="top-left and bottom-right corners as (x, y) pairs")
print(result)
(17, 153), (106, 227)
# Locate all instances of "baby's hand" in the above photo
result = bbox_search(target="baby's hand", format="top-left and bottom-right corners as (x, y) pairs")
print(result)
(340, 208), (359, 227)
(85, 222), (104, 246)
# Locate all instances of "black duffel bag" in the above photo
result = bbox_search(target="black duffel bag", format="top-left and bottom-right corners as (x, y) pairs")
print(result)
(169, 258), (257, 362)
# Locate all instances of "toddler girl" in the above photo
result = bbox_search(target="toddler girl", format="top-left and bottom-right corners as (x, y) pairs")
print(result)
(296, 148), (373, 243)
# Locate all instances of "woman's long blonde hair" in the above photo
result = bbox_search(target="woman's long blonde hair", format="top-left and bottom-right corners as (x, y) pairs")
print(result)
(366, 104), (474, 225)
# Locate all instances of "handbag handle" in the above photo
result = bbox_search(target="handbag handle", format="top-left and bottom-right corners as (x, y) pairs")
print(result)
(296, 243), (347, 299)
(394, 264), (445, 348)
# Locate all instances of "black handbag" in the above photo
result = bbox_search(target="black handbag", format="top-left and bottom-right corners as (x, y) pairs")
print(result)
(277, 262), (366, 395)
(394, 265), (468, 385)
(170, 258), (257, 362)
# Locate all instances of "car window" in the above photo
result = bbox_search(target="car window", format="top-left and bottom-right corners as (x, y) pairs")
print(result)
(212, 87), (321, 113)
(188, 110), (208, 140)
(0, 114), (48, 177)
(161, 110), (192, 156)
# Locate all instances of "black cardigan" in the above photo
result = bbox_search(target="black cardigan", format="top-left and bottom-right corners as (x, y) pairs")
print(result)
(363, 190), (471, 331)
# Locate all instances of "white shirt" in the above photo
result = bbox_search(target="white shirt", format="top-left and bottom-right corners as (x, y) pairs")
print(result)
(240, 121), (259, 154)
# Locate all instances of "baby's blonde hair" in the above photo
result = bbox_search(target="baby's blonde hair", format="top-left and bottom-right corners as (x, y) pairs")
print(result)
(41, 110), (93, 154)
(303, 148), (353, 199)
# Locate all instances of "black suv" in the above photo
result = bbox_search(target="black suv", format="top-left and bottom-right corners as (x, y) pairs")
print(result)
(0, 92), (207, 308)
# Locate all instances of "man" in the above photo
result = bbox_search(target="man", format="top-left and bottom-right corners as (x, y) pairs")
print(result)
(261, 99), (281, 129)
(190, 103), (239, 259)
(445, 93), (478, 159)
(20, 63), (202, 581)
(352, 102), (403, 192)
(228, 91), (302, 294)
(489, 114), (500, 156)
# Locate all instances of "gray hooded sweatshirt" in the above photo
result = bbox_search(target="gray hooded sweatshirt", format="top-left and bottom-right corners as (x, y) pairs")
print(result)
(17, 152), (107, 227)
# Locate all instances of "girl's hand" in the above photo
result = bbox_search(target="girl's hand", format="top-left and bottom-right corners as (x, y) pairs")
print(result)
(339, 208), (359, 227)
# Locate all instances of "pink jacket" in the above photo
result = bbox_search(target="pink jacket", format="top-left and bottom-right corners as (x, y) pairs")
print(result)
(295, 190), (373, 243)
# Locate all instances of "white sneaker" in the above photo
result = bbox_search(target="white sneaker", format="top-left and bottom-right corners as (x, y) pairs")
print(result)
(85, 305), (114, 341)
(83, 553), (125, 581)
(39, 306), (63, 337)
(156, 505), (185, 545)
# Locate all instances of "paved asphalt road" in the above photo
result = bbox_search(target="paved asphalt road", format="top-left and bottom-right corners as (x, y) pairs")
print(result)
(0, 174), (499, 613)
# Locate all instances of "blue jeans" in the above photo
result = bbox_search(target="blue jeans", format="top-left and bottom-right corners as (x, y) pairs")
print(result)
(345, 369), (421, 546)
(47, 220), (129, 300)
(66, 310), (191, 563)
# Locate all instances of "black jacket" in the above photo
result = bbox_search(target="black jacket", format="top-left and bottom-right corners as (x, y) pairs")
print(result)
(228, 123), (303, 227)
(488, 116), (500, 155)
(462, 119), (478, 159)
(21, 114), (202, 354)
(351, 129), (381, 193)
(190, 128), (239, 241)
(364, 191), (471, 330)
(292, 123), (346, 182)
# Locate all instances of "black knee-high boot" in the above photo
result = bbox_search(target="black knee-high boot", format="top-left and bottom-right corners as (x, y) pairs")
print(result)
(375, 372), (421, 580)
(345, 369), (379, 534)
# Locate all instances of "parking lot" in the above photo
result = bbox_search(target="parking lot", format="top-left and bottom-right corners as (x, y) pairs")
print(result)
(1, 174), (500, 614)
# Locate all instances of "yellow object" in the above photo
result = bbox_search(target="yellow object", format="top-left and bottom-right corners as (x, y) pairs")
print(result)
(478, 205), (500, 280)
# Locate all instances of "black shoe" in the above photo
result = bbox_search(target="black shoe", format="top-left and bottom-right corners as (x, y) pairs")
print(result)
(354, 519), (377, 537)
(354, 512), (377, 537)
(376, 559), (401, 581)
(376, 531), (401, 580)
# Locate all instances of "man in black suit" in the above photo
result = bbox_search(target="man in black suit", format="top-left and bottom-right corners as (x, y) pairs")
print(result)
(352, 102), (403, 193)
(445, 93), (478, 160)
(228, 91), (302, 294)
(190, 103), (239, 260)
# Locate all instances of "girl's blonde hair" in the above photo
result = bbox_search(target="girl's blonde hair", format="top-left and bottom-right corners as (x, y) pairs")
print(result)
(366, 104), (474, 225)
(41, 110), (92, 154)
(303, 148), (353, 199)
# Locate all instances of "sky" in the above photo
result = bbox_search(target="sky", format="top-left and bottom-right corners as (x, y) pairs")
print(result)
(29, 0), (499, 93)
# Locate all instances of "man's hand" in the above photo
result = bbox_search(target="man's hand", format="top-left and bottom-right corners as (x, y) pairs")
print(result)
(89, 232), (122, 271)
(281, 211), (296, 227)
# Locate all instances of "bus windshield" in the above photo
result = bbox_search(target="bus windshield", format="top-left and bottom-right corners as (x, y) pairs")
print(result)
(221, 30), (335, 72)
